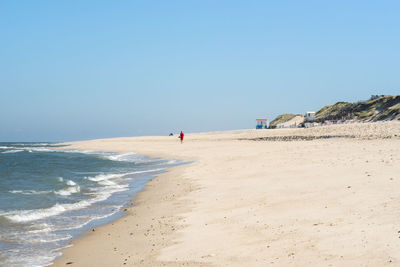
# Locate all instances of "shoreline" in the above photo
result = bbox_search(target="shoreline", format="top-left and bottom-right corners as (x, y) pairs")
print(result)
(53, 122), (400, 266)
(52, 143), (201, 266)
(53, 162), (201, 266)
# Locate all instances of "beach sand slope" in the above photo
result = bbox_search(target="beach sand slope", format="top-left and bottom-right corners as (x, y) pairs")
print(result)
(54, 122), (400, 266)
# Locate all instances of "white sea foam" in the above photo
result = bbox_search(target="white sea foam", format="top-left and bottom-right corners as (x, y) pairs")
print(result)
(1, 149), (24, 153)
(3, 201), (91, 223)
(86, 169), (162, 184)
(88, 173), (129, 190)
(1, 146), (55, 153)
(3, 146), (58, 154)
(27, 147), (55, 152)
(86, 173), (122, 182)
(66, 180), (76, 186)
(54, 185), (80, 196)
(53, 149), (116, 161)
(60, 150), (158, 164)
(9, 190), (52, 195)
(7, 231), (72, 244)
(54, 179), (80, 196)
(3, 176), (130, 223)
(60, 207), (124, 231)
(4, 168), (167, 224)
(129, 168), (164, 174)
(26, 224), (52, 234)
(105, 152), (137, 162)
(29, 143), (49, 146)
(97, 180), (117, 186)
(4, 253), (59, 267)
(31, 234), (72, 244)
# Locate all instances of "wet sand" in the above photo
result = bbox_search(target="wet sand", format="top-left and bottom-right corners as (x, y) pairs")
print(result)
(53, 122), (400, 266)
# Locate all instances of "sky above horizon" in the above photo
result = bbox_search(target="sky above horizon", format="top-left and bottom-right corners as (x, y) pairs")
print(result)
(1, 1), (399, 141)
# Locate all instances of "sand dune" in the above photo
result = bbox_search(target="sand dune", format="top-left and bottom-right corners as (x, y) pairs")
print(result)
(276, 115), (304, 128)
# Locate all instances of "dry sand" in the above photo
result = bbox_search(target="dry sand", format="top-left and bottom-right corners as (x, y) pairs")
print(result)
(53, 122), (400, 266)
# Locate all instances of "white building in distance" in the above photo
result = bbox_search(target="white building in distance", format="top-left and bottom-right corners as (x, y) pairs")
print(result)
(305, 111), (315, 122)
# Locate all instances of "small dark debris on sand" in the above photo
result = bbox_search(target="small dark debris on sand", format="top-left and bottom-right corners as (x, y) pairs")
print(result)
(242, 135), (358, 142)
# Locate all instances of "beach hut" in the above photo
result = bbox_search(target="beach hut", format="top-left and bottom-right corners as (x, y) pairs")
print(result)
(305, 111), (315, 122)
(256, 119), (269, 129)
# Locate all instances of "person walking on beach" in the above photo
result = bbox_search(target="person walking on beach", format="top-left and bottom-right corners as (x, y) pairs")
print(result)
(179, 131), (184, 144)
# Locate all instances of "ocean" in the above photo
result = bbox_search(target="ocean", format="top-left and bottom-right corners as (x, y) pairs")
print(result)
(0, 142), (181, 267)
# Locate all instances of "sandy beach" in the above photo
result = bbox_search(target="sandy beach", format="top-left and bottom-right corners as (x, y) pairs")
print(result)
(53, 122), (400, 266)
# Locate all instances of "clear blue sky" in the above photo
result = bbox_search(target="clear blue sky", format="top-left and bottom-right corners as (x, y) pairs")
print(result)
(1, 1), (399, 141)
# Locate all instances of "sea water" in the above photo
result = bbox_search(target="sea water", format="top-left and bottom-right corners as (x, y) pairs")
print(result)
(0, 143), (181, 267)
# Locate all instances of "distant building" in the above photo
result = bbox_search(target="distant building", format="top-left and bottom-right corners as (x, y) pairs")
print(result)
(256, 119), (269, 129)
(305, 111), (315, 122)
(304, 122), (320, 128)
(277, 122), (298, 128)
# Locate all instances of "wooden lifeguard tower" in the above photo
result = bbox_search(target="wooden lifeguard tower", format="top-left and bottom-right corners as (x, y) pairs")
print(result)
(256, 119), (269, 129)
